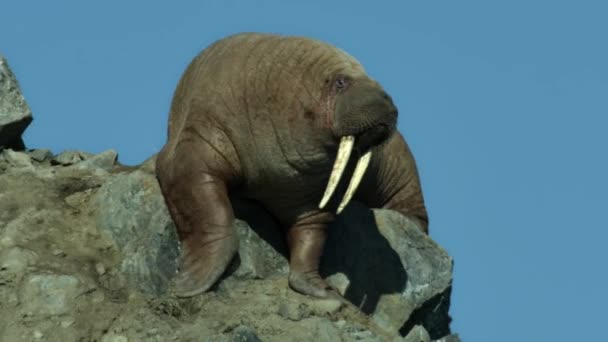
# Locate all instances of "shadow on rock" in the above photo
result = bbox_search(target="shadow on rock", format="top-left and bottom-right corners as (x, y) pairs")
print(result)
(220, 196), (290, 281)
(231, 197), (288, 259)
(321, 202), (407, 314)
(94, 167), (453, 337)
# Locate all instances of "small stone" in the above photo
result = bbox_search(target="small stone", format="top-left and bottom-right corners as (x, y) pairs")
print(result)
(28, 149), (52, 162)
(277, 300), (305, 321)
(4, 292), (18, 306)
(0, 246), (38, 278)
(52, 249), (66, 257)
(308, 298), (343, 316)
(333, 320), (346, 329)
(138, 154), (157, 174)
(310, 318), (342, 341)
(64, 191), (86, 207)
(231, 325), (261, 342)
(95, 262), (106, 275)
(403, 325), (430, 342)
(91, 291), (105, 303)
(21, 274), (80, 316)
(101, 334), (128, 342)
(2, 149), (33, 168)
(33, 330), (43, 339)
(325, 272), (350, 295)
(73, 149), (118, 171)
(0, 235), (15, 248)
(61, 319), (75, 328)
(433, 334), (461, 342)
(52, 150), (92, 166)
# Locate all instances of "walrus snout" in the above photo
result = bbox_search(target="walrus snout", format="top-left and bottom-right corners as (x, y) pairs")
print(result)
(319, 80), (398, 214)
(353, 89), (398, 150)
(356, 123), (393, 152)
(332, 80), (398, 139)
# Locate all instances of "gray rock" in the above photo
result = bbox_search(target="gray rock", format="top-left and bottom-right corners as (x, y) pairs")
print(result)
(94, 170), (179, 296)
(28, 149), (53, 162)
(325, 272), (350, 294)
(229, 197), (289, 280)
(94, 170), (289, 296)
(138, 154), (157, 174)
(403, 325), (430, 342)
(70, 149), (118, 172)
(230, 325), (261, 342)
(230, 219), (289, 279)
(309, 318), (342, 341)
(307, 298), (343, 316)
(433, 334), (461, 342)
(0, 55), (32, 150)
(21, 273), (80, 316)
(338, 322), (385, 342)
(277, 298), (342, 323)
(52, 150), (94, 166)
(100, 333), (129, 342)
(322, 203), (453, 338)
(0, 246), (39, 281)
(277, 300), (306, 321)
(1, 149), (33, 169)
(92, 164), (453, 337)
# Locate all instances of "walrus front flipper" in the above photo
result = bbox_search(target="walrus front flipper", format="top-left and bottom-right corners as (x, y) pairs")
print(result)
(286, 210), (340, 299)
(159, 170), (238, 298)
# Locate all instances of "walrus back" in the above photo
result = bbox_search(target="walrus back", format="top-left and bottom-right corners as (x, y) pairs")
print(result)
(165, 33), (263, 142)
(160, 32), (368, 188)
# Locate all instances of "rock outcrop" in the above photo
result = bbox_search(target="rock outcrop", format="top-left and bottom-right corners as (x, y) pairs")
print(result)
(0, 56), (459, 341)
(0, 55), (32, 150)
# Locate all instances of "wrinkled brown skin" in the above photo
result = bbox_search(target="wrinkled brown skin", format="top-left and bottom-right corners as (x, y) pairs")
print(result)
(156, 33), (428, 299)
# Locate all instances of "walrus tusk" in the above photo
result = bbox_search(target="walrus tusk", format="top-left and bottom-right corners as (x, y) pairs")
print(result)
(319, 136), (355, 209)
(336, 150), (372, 214)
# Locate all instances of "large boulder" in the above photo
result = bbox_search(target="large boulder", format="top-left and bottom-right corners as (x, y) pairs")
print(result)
(0, 55), (32, 150)
(94, 170), (180, 296)
(93, 161), (454, 338)
(323, 204), (453, 338)
(93, 169), (290, 296)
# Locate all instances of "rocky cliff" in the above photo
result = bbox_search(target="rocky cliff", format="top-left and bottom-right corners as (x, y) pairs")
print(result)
(0, 55), (459, 341)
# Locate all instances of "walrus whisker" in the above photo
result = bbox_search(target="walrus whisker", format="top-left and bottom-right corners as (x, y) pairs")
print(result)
(336, 150), (372, 214)
(319, 135), (355, 209)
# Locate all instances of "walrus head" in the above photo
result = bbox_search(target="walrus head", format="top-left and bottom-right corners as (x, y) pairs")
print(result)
(319, 73), (398, 214)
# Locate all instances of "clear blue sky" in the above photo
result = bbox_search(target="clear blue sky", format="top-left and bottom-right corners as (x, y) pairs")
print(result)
(2, 1), (607, 340)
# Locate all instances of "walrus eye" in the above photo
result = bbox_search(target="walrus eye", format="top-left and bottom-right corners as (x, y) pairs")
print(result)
(335, 77), (349, 91)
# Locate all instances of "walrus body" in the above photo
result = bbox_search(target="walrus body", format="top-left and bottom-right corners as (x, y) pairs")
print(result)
(156, 33), (428, 298)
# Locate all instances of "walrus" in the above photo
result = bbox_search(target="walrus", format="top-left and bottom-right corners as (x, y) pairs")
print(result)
(156, 32), (428, 299)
